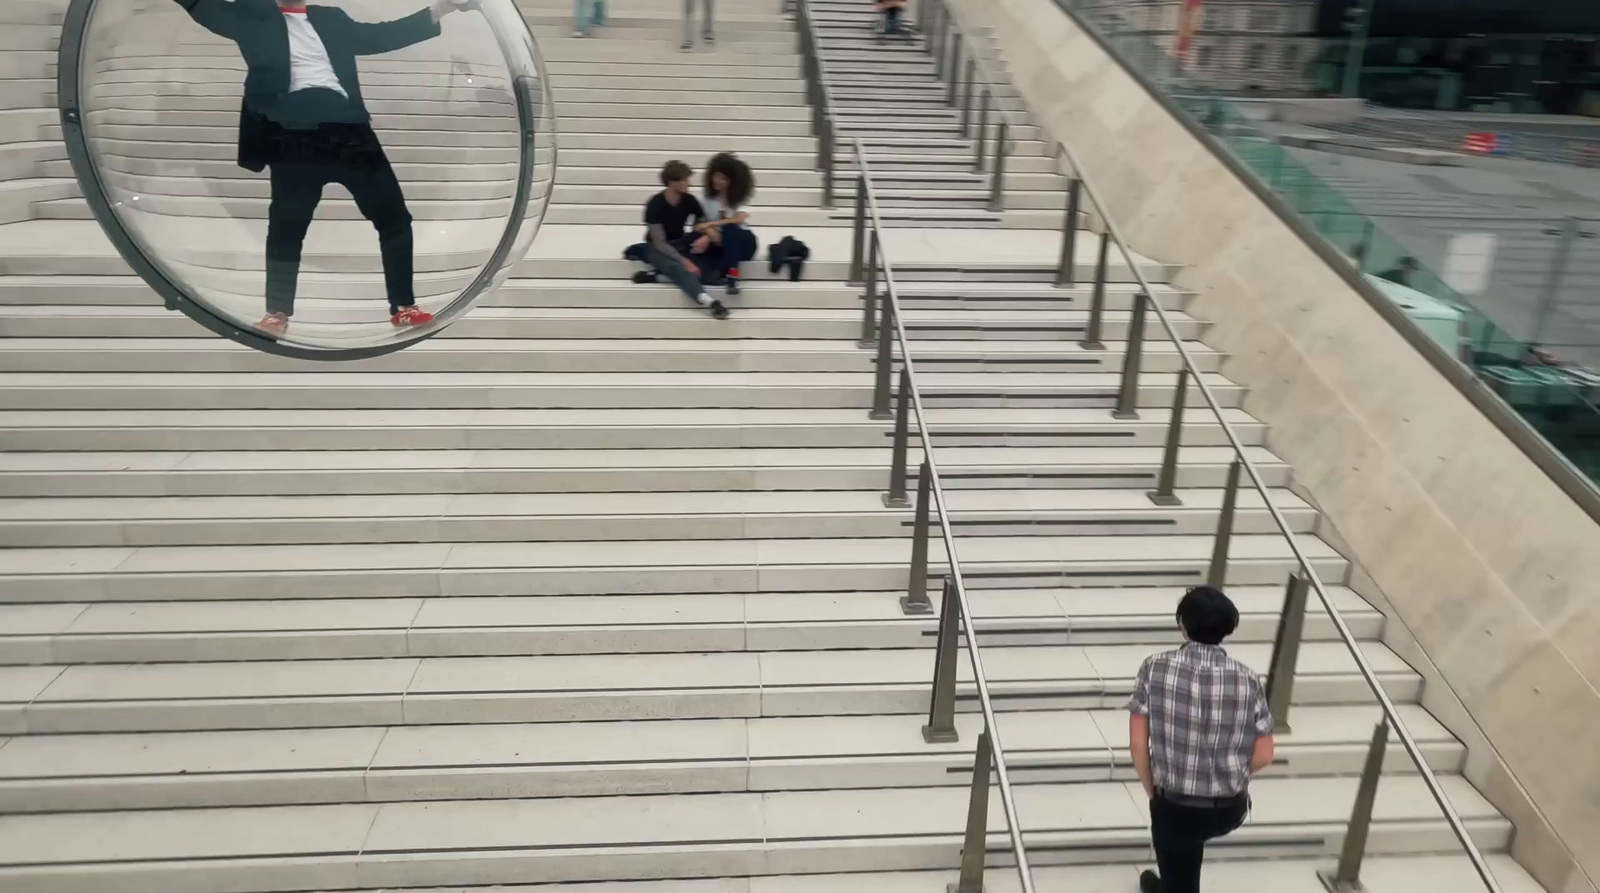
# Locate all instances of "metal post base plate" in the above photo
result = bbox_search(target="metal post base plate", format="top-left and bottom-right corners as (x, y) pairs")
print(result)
(883, 493), (910, 508)
(900, 595), (935, 616)
(857, 339), (876, 349)
(869, 410), (894, 421)
(1111, 410), (1140, 420)
(1146, 492), (1183, 507)
(946, 883), (983, 893)
(1077, 339), (1105, 351)
(1317, 870), (1365, 893)
(923, 725), (960, 745)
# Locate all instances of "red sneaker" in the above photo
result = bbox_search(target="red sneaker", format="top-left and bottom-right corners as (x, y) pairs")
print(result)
(258, 312), (290, 335)
(391, 306), (435, 327)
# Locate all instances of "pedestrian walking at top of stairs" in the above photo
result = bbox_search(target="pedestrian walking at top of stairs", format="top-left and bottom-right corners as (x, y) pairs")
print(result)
(573, 0), (605, 37)
(681, 0), (714, 49)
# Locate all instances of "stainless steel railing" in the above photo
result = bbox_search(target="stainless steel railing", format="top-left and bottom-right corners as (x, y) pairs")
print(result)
(790, 0), (838, 206)
(1050, 135), (1508, 893)
(915, 0), (1016, 212)
(845, 134), (1038, 893)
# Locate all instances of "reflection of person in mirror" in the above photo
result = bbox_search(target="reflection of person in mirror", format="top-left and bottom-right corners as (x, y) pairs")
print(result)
(171, 0), (474, 336)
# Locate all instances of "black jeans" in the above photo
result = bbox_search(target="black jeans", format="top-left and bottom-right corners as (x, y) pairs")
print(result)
(1149, 791), (1248, 893)
(264, 122), (414, 316)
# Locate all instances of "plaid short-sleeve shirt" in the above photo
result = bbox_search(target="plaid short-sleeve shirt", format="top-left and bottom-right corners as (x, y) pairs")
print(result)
(1126, 642), (1275, 797)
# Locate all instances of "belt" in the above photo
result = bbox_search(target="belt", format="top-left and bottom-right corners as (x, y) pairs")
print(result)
(1157, 788), (1249, 809)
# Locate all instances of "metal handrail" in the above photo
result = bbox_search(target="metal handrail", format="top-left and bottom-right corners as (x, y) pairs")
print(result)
(791, 0), (840, 205)
(850, 135), (1039, 893)
(918, 0), (1022, 138)
(1053, 132), (1507, 893)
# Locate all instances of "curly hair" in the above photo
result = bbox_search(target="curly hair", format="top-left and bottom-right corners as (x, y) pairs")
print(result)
(704, 152), (756, 209)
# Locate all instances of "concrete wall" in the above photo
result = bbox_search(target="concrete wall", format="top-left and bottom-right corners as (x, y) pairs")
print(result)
(954, 2), (1600, 891)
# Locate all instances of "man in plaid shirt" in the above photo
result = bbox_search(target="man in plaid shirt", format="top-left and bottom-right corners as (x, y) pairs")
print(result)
(1128, 586), (1277, 893)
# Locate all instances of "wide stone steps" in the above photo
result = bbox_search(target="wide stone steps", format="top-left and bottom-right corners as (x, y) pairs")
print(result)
(0, 703), (1454, 813)
(0, 582), (1372, 665)
(2, 635), (1395, 735)
(0, 485), (1317, 548)
(0, 532), (1346, 603)
(0, 444), (1289, 497)
(0, 405), (1271, 452)
(0, 776), (1512, 893)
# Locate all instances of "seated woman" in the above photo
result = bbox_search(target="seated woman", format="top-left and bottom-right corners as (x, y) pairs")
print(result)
(875, 0), (908, 35)
(689, 152), (757, 296)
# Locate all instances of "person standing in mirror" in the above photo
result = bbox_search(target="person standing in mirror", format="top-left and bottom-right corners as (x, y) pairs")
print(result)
(171, 0), (473, 336)
(1128, 586), (1276, 893)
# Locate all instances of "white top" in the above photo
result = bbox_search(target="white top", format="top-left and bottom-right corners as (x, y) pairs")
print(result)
(700, 194), (750, 224)
(283, 11), (348, 97)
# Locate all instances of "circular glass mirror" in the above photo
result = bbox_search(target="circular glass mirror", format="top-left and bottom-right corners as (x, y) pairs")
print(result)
(57, 0), (555, 359)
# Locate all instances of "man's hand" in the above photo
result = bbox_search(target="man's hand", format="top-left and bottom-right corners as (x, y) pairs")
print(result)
(690, 235), (711, 254)
(431, 0), (475, 21)
(683, 259), (700, 276)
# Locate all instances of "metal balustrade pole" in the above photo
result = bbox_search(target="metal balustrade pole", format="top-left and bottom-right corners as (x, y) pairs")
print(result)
(932, 4), (946, 79)
(848, 175), (867, 284)
(1206, 458), (1242, 588)
(1265, 572), (1310, 732)
(921, 576), (961, 741)
(988, 120), (1008, 212)
(1056, 179), (1081, 286)
(1148, 367), (1187, 506)
(947, 32), (963, 106)
(1111, 292), (1146, 419)
(885, 367), (912, 507)
(953, 729), (994, 893)
(1078, 231), (1110, 350)
(902, 462), (934, 614)
(1319, 722), (1389, 893)
(870, 288), (896, 420)
(961, 57), (976, 136)
(860, 232), (880, 347)
(973, 90), (990, 173)
(821, 121), (835, 208)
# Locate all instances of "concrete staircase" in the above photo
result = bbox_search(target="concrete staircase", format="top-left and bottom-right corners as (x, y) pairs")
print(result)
(0, 1), (1552, 893)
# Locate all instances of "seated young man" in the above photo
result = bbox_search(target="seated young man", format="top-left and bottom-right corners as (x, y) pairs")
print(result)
(641, 160), (728, 319)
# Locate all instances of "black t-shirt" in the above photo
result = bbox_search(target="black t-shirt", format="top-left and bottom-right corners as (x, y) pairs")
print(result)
(643, 191), (705, 244)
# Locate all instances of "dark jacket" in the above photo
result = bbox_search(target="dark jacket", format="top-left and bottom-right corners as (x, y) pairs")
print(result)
(172, 0), (441, 171)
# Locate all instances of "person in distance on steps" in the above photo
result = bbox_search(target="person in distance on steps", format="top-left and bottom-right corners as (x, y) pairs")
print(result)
(170, 0), (473, 337)
(1129, 586), (1276, 893)
(640, 160), (728, 319)
(681, 0), (715, 50)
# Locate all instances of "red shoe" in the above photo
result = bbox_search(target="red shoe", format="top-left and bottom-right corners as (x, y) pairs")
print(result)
(391, 306), (435, 327)
(258, 312), (290, 335)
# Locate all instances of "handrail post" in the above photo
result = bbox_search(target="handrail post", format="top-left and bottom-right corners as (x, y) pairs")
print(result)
(860, 230), (880, 347)
(947, 32), (963, 106)
(870, 286), (895, 420)
(953, 728), (994, 893)
(988, 120), (1008, 213)
(1111, 291), (1146, 419)
(961, 57), (977, 136)
(901, 461), (934, 615)
(1056, 179), (1082, 286)
(973, 89), (990, 173)
(1078, 231), (1110, 350)
(1206, 458), (1242, 588)
(885, 367), (912, 507)
(932, 4), (947, 79)
(848, 175), (867, 285)
(921, 576), (961, 742)
(1319, 722), (1389, 893)
(821, 120), (835, 208)
(1148, 367), (1187, 506)
(1265, 571), (1310, 732)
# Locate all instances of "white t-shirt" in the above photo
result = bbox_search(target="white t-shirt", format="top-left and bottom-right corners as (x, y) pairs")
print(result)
(700, 194), (751, 225)
(283, 11), (348, 97)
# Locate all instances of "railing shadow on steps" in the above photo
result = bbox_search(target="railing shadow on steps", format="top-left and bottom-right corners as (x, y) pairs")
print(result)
(1044, 122), (1512, 893)
(788, 0), (1011, 212)
(800, 1), (1504, 891)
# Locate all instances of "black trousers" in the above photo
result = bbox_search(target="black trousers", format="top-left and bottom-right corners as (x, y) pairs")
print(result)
(641, 242), (706, 302)
(263, 121), (415, 316)
(1149, 791), (1248, 893)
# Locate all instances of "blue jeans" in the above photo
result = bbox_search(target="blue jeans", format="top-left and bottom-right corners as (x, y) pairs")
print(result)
(574, 0), (605, 34)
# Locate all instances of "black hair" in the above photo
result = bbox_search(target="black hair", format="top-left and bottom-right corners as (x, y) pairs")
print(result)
(704, 152), (755, 208)
(1176, 586), (1239, 646)
(660, 160), (692, 186)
